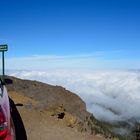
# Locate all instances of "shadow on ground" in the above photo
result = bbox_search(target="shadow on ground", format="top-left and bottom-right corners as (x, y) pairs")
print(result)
(9, 98), (27, 140)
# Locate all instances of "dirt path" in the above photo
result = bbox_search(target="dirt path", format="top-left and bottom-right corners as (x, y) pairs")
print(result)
(16, 107), (108, 140)
(9, 92), (109, 140)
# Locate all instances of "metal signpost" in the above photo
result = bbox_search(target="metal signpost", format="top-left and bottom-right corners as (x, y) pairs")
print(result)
(0, 44), (8, 80)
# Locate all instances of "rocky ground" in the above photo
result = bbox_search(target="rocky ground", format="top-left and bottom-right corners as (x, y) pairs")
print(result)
(6, 76), (119, 140)
(9, 92), (109, 140)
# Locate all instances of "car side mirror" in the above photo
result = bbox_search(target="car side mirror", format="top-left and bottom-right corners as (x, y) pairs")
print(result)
(4, 78), (13, 85)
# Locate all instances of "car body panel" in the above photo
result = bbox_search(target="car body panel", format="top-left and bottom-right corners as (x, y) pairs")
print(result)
(0, 84), (16, 140)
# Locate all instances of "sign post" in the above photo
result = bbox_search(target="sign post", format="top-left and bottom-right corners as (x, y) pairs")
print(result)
(0, 44), (8, 80)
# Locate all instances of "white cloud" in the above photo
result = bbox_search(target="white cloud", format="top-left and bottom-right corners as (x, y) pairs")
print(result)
(5, 54), (102, 70)
(8, 69), (140, 123)
(5, 52), (140, 70)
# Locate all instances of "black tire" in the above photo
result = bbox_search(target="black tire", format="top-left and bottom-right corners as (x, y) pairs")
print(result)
(9, 98), (27, 140)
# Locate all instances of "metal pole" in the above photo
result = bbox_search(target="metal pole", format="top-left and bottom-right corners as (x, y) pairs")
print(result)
(0, 44), (8, 82)
(2, 51), (5, 77)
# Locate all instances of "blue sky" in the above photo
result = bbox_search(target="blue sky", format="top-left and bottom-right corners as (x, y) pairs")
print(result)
(0, 0), (140, 69)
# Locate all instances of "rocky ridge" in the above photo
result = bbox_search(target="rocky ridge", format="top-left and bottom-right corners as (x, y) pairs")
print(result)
(6, 76), (121, 139)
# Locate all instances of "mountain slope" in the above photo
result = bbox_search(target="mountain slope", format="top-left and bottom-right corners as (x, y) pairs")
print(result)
(6, 76), (119, 140)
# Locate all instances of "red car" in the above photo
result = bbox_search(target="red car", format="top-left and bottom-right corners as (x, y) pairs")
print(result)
(0, 45), (16, 140)
(0, 45), (27, 140)
(0, 81), (16, 140)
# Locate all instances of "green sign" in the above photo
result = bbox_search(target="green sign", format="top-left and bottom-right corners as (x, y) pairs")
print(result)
(0, 44), (8, 51)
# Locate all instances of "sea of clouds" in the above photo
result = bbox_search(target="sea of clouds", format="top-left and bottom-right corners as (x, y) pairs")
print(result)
(8, 69), (140, 123)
